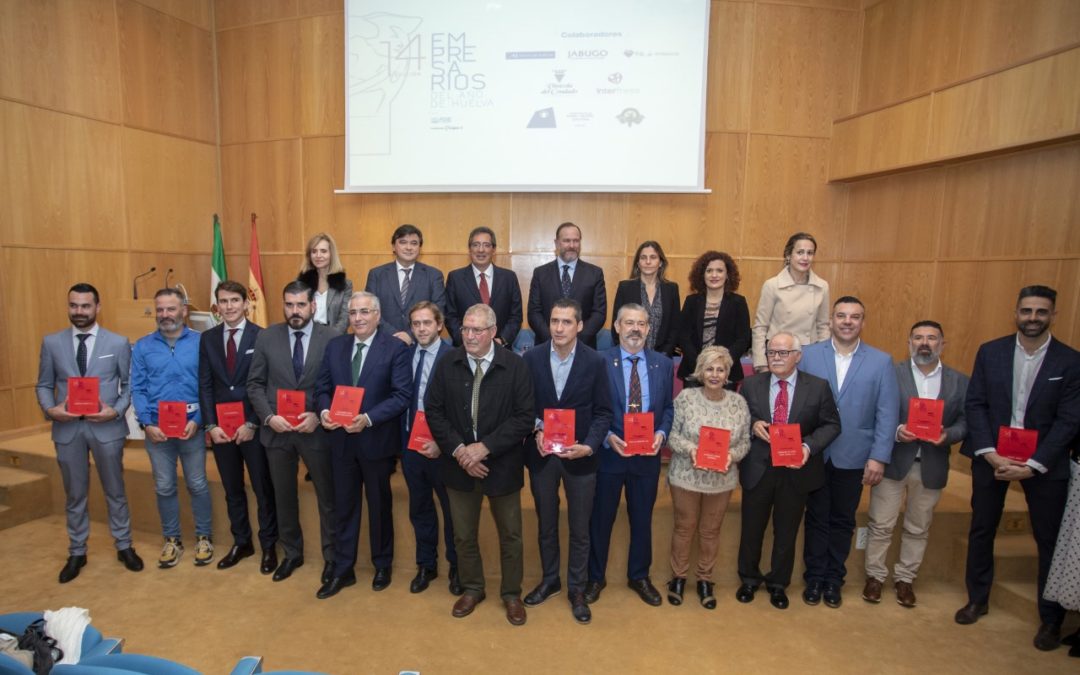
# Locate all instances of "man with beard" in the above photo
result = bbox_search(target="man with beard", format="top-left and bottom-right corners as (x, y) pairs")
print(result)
(247, 281), (338, 583)
(862, 321), (968, 608)
(527, 222), (607, 348)
(131, 288), (213, 568)
(956, 286), (1080, 652)
(36, 282), (143, 582)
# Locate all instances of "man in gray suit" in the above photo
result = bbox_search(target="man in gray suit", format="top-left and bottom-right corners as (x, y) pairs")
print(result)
(364, 224), (447, 346)
(36, 283), (143, 582)
(862, 320), (968, 608)
(247, 280), (337, 583)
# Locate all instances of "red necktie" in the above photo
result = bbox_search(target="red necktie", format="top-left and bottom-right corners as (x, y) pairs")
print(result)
(773, 380), (789, 424)
(479, 271), (491, 305)
(225, 328), (238, 377)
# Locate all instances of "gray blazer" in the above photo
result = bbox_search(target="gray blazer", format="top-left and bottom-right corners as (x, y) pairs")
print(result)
(246, 321), (336, 449)
(886, 360), (969, 489)
(364, 261), (446, 335)
(35, 327), (131, 444)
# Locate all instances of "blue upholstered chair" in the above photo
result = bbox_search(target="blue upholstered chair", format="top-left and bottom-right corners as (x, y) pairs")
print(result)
(0, 612), (122, 675)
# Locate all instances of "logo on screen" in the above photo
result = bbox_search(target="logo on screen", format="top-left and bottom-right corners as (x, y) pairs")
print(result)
(528, 108), (557, 128)
(608, 72), (623, 84)
(569, 49), (607, 60)
(554, 69), (566, 82)
(616, 108), (644, 126)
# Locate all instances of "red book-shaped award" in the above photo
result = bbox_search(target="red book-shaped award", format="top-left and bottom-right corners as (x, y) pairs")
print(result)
(329, 386), (365, 425)
(543, 409), (575, 455)
(158, 401), (187, 438)
(624, 413), (655, 455)
(997, 426), (1038, 462)
(216, 402), (245, 438)
(276, 389), (306, 427)
(67, 377), (100, 415)
(907, 397), (944, 442)
(694, 426), (731, 472)
(407, 411), (434, 452)
(769, 423), (803, 468)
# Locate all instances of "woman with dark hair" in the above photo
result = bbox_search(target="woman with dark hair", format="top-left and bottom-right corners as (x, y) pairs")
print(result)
(676, 251), (750, 389)
(751, 232), (830, 373)
(610, 241), (681, 355)
(298, 232), (353, 334)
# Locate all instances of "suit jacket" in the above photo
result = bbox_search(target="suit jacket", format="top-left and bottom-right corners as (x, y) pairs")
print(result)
(35, 327), (131, 444)
(676, 292), (751, 384)
(527, 259), (607, 348)
(364, 261), (447, 336)
(402, 339), (454, 445)
(598, 346), (676, 476)
(425, 345), (535, 496)
(298, 270), (352, 335)
(315, 329), (412, 460)
(610, 279), (680, 356)
(739, 370), (841, 493)
(963, 335), (1080, 480)
(523, 341), (613, 476)
(445, 264), (522, 347)
(887, 360), (969, 489)
(247, 321), (337, 449)
(799, 340), (900, 469)
(199, 321), (263, 428)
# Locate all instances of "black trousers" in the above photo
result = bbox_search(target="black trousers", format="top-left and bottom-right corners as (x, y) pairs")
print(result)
(402, 448), (457, 569)
(803, 460), (864, 586)
(331, 449), (395, 576)
(210, 436), (277, 551)
(528, 459), (596, 594)
(739, 465), (809, 590)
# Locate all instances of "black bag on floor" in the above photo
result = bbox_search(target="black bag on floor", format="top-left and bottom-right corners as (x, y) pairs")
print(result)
(16, 619), (63, 675)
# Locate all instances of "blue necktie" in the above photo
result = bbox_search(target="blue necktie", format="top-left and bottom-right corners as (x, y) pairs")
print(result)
(409, 349), (426, 429)
(292, 331), (304, 382)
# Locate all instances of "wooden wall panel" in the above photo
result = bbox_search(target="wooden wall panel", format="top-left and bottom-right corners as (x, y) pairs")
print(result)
(0, 390), (15, 432)
(12, 388), (46, 431)
(837, 261), (935, 361)
(706, 1), (754, 132)
(299, 0), (341, 16)
(299, 13), (344, 137)
(844, 168), (943, 260)
(118, 0), (216, 142)
(215, 0), (297, 31)
(217, 20), (301, 143)
(701, 132), (748, 254)
(750, 3), (859, 137)
(131, 0), (212, 30)
(0, 0), (121, 121)
(123, 128), (220, 252)
(775, 0), (860, 9)
(955, 0), (1080, 82)
(743, 134), (848, 258)
(220, 140), (303, 252)
(0, 102), (125, 249)
(828, 95), (931, 179)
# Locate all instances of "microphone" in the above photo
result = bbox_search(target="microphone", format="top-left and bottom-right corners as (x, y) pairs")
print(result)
(164, 268), (174, 290)
(175, 282), (190, 305)
(133, 266), (156, 299)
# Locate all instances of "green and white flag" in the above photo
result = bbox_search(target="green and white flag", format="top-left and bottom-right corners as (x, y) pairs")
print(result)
(210, 214), (227, 317)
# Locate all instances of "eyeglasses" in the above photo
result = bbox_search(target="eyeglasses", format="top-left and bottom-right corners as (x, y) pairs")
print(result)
(461, 325), (495, 336)
(348, 308), (378, 317)
(469, 242), (494, 250)
(766, 349), (800, 358)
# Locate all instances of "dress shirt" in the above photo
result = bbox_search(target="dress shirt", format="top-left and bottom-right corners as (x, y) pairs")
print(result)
(620, 347), (652, 413)
(223, 319), (247, 351)
(413, 339), (442, 412)
(473, 264), (494, 295)
(769, 371), (798, 413)
(833, 339), (861, 391)
(557, 257), (578, 282)
(467, 343), (496, 375)
(313, 289), (329, 324)
(71, 324), (100, 361)
(550, 343), (576, 399)
(397, 261), (414, 293)
(291, 320), (315, 365)
(904, 358), (943, 457)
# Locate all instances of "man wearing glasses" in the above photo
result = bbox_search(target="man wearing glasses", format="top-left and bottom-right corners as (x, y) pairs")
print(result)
(445, 226), (523, 348)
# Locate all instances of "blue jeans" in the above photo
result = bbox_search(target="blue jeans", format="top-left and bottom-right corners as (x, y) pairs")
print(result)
(146, 436), (212, 539)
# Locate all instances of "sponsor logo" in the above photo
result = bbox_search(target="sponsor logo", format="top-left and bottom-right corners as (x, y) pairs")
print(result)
(608, 72), (623, 84)
(554, 69), (566, 83)
(616, 108), (644, 126)
(528, 108), (557, 128)
(568, 49), (607, 60)
(506, 51), (556, 60)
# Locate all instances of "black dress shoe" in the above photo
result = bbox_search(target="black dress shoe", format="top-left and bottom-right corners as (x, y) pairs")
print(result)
(410, 567), (438, 594)
(569, 592), (591, 624)
(1034, 623), (1062, 651)
(117, 548), (144, 572)
(524, 580), (562, 607)
(954, 602), (989, 625)
(260, 548), (277, 575)
(372, 567), (392, 591)
(769, 588), (789, 610)
(58, 555), (86, 584)
(316, 572), (356, 599)
(736, 583), (758, 604)
(667, 577), (686, 606)
(628, 578), (662, 606)
(697, 580), (716, 610)
(583, 580), (606, 604)
(321, 560), (334, 585)
(272, 557), (303, 582)
(803, 581), (823, 606)
(448, 565), (464, 596)
(216, 542), (255, 570)
(823, 583), (842, 608)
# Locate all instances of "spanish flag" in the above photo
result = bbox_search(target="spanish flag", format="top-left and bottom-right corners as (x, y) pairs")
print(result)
(247, 213), (268, 326)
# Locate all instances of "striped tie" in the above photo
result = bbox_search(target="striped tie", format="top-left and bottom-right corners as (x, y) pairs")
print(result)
(400, 267), (412, 307)
(471, 357), (485, 435)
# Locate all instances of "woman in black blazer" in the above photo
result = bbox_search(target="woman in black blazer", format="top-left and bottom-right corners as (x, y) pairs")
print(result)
(610, 241), (681, 356)
(677, 251), (750, 389)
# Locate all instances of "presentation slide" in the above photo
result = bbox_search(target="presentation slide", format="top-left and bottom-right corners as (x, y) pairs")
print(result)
(343, 0), (711, 193)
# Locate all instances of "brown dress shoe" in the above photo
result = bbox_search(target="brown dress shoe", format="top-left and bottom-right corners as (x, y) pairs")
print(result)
(504, 596), (527, 626)
(862, 577), (883, 603)
(452, 592), (485, 618)
(894, 581), (916, 608)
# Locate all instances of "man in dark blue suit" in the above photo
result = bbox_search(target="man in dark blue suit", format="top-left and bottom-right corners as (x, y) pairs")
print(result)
(364, 224), (447, 345)
(586, 303), (675, 608)
(401, 301), (462, 595)
(955, 285), (1080, 652)
(522, 298), (612, 624)
(445, 226), (522, 348)
(315, 291), (412, 598)
(527, 222), (607, 348)
(199, 280), (277, 574)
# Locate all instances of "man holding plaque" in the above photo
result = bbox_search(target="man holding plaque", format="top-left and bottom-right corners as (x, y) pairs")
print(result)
(956, 285), (1080, 652)
(522, 299), (613, 624)
(131, 288), (213, 568)
(401, 301), (460, 595)
(586, 303), (675, 608)
(314, 291), (411, 599)
(198, 280), (278, 574)
(737, 332), (840, 610)
(36, 283), (142, 582)
(862, 321), (968, 608)
(247, 281), (338, 584)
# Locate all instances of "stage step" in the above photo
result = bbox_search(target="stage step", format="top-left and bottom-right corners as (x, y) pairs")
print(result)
(992, 580), (1039, 621)
(0, 465), (52, 530)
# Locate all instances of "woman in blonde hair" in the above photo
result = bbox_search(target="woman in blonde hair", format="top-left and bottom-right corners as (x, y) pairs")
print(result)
(298, 232), (352, 334)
